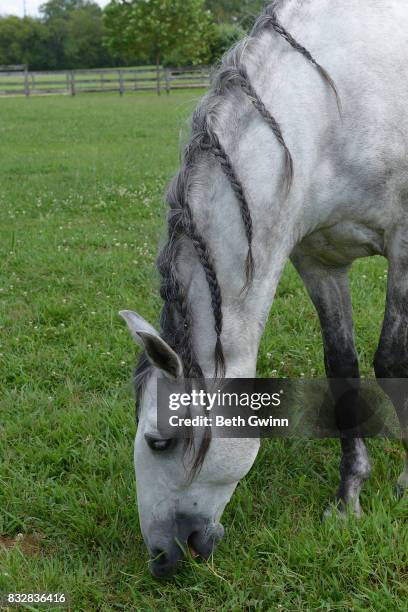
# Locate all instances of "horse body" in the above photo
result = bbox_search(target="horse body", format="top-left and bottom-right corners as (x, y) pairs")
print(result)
(120, 0), (408, 577)
(185, 0), (408, 369)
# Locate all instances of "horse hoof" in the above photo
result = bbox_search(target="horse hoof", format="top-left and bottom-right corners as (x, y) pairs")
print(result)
(322, 503), (346, 521)
(322, 500), (362, 521)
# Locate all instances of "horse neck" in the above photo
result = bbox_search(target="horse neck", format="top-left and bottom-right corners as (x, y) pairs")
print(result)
(183, 133), (302, 378)
(171, 25), (331, 378)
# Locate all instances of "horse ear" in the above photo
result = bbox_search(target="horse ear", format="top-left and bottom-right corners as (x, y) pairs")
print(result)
(119, 310), (183, 379)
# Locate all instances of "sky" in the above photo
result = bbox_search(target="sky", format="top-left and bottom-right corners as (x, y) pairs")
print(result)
(0, 0), (110, 17)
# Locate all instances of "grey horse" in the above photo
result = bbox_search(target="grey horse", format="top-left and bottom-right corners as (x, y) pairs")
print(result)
(120, 0), (408, 577)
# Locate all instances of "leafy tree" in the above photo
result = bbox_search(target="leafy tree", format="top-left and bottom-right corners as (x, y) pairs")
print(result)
(0, 17), (49, 69)
(39, 0), (90, 21)
(36, 0), (120, 69)
(104, 0), (215, 69)
(63, 4), (112, 68)
(209, 22), (245, 63)
(102, 1), (133, 61)
(205, 0), (266, 28)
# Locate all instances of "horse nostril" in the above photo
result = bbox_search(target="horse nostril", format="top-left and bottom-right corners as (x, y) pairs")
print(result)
(149, 546), (182, 578)
(187, 533), (200, 558)
(151, 548), (168, 566)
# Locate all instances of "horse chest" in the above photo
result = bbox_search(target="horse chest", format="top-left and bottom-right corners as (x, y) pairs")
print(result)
(298, 221), (385, 266)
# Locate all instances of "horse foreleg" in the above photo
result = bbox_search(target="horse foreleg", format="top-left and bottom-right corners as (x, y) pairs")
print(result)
(374, 231), (408, 494)
(292, 250), (371, 516)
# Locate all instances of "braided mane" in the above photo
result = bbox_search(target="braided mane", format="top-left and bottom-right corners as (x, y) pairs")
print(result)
(135, 2), (340, 474)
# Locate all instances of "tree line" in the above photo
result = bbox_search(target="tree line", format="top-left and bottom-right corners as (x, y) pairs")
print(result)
(0, 0), (266, 71)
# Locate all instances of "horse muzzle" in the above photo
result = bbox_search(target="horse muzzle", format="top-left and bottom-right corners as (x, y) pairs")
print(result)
(148, 514), (224, 578)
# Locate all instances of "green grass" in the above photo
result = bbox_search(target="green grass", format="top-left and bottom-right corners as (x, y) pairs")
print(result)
(1, 92), (407, 611)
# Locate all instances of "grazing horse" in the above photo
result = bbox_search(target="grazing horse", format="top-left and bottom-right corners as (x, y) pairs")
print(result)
(120, 0), (408, 577)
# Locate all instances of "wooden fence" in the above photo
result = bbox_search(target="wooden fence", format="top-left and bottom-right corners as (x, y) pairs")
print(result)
(0, 65), (210, 97)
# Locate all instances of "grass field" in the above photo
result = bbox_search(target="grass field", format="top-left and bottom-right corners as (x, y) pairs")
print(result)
(1, 92), (408, 611)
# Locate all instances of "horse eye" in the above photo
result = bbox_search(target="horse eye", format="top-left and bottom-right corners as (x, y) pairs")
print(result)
(144, 434), (174, 451)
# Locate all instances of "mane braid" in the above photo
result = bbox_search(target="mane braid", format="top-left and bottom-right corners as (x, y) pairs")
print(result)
(252, 6), (342, 116)
(204, 128), (254, 290)
(236, 66), (294, 196)
(181, 203), (226, 378)
(156, 198), (202, 378)
(157, 195), (218, 477)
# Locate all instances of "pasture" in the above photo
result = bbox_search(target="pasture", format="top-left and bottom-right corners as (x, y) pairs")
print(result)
(1, 92), (407, 610)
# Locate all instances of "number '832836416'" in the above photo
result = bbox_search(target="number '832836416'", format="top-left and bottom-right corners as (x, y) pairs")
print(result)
(1, 592), (68, 606)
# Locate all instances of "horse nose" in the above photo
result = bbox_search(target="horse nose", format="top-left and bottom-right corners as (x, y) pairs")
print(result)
(148, 516), (198, 578)
(149, 546), (182, 578)
(148, 516), (224, 577)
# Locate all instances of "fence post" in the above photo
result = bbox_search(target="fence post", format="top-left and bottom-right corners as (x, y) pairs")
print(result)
(156, 64), (161, 96)
(118, 69), (124, 96)
(70, 71), (76, 96)
(165, 68), (171, 95)
(23, 65), (30, 97)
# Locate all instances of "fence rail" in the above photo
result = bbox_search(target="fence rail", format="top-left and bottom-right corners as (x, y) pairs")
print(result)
(0, 66), (210, 97)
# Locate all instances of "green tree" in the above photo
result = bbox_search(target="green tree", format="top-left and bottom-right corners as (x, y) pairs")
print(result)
(104, 0), (215, 69)
(0, 2), (120, 70)
(205, 0), (266, 28)
(63, 4), (112, 68)
(209, 22), (245, 63)
(38, 0), (117, 69)
(0, 17), (49, 69)
(40, 0), (92, 20)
